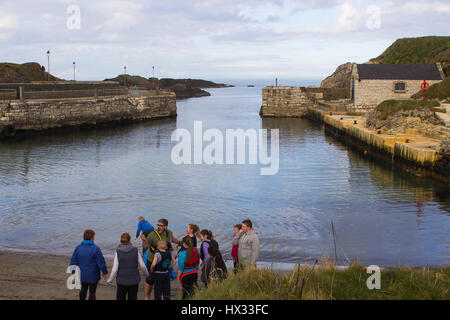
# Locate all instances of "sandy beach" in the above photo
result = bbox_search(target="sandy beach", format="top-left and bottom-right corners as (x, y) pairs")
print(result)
(0, 250), (182, 300)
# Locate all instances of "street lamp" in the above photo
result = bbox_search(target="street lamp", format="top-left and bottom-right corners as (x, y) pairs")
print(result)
(73, 61), (76, 81)
(124, 66), (127, 87)
(47, 50), (50, 81)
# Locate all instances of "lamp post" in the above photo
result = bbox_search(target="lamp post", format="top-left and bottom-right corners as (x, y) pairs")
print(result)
(73, 61), (76, 81)
(47, 50), (50, 81)
(124, 66), (127, 88)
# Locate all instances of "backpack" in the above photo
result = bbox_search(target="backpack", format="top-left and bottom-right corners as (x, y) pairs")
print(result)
(154, 251), (172, 273)
(200, 239), (219, 261)
(209, 239), (219, 251)
(154, 250), (176, 281)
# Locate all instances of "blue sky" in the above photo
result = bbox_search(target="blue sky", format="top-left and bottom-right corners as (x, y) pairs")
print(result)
(0, 0), (448, 84)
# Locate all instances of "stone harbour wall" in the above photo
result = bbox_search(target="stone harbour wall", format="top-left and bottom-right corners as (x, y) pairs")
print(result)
(0, 93), (177, 134)
(260, 86), (313, 117)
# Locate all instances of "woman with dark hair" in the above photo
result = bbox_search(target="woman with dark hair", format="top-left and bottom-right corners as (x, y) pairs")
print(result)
(201, 246), (228, 287)
(232, 224), (242, 272)
(107, 233), (149, 300)
(177, 236), (200, 300)
(199, 229), (219, 265)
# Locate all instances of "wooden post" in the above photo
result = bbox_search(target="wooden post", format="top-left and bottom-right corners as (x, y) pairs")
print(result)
(19, 85), (24, 101)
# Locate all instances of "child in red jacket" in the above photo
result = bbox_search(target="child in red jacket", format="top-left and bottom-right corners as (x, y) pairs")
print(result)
(231, 224), (242, 272)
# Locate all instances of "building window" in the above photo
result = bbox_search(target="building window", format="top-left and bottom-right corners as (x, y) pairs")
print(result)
(393, 82), (406, 92)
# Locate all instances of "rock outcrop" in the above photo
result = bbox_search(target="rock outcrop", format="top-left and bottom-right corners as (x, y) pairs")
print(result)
(0, 62), (61, 83)
(364, 106), (445, 135)
(435, 134), (450, 174)
(103, 75), (229, 99)
(320, 62), (353, 88)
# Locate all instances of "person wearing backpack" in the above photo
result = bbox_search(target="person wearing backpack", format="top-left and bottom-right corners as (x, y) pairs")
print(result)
(177, 236), (200, 300)
(201, 246), (228, 287)
(199, 229), (219, 265)
(145, 219), (181, 299)
(107, 233), (149, 300)
(150, 240), (176, 300)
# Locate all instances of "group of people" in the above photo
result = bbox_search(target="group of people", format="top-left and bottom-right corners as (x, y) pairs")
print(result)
(69, 217), (260, 300)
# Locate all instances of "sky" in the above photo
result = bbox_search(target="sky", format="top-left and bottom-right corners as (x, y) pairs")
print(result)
(0, 0), (448, 84)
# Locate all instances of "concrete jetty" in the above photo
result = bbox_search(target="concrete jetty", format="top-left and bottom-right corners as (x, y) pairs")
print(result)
(306, 107), (448, 183)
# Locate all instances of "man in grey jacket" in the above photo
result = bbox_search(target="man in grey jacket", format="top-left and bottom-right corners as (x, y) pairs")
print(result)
(232, 219), (259, 267)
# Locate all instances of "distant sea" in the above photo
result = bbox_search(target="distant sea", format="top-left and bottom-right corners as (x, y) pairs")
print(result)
(212, 79), (322, 87)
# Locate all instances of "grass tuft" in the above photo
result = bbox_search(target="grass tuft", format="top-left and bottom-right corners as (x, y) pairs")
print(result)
(191, 264), (450, 300)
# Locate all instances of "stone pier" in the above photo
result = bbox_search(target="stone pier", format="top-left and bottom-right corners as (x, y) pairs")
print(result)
(260, 86), (351, 117)
(259, 87), (312, 117)
(0, 93), (177, 136)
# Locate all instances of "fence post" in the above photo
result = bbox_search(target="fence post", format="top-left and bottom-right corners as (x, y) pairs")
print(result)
(94, 88), (98, 99)
(19, 86), (24, 101)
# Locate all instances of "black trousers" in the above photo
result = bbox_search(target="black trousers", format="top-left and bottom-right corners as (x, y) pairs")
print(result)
(153, 272), (171, 300)
(116, 284), (139, 300)
(181, 272), (198, 300)
(80, 282), (98, 300)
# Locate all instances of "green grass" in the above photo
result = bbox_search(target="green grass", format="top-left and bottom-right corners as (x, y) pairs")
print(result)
(411, 76), (450, 100)
(370, 36), (450, 65)
(370, 36), (450, 77)
(375, 100), (441, 120)
(191, 263), (450, 300)
(0, 62), (61, 83)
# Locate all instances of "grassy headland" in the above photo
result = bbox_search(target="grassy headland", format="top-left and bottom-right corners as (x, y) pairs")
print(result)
(370, 36), (450, 76)
(0, 62), (61, 83)
(192, 263), (450, 300)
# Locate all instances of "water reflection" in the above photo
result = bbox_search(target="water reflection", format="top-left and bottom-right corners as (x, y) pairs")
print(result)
(0, 118), (176, 187)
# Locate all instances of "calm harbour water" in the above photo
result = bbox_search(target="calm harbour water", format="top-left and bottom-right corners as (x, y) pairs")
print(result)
(0, 85), (449, 267)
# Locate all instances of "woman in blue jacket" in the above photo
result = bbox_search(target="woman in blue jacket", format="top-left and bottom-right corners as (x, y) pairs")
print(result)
(69, 229), (108, 300)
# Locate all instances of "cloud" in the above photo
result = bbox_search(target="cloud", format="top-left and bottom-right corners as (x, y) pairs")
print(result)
(0, 0), (448, 80)
(335, 1), (360, 32)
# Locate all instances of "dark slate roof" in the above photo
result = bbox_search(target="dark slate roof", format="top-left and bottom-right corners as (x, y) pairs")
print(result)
(357, 64), (442, 80)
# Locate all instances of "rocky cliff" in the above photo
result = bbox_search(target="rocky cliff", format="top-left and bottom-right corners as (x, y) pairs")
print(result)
(320, 62), (353, 88)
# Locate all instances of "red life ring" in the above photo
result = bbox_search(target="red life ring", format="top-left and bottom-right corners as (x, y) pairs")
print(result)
(421, 81), (430, 90)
